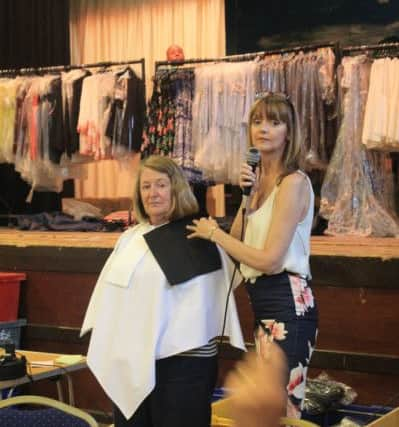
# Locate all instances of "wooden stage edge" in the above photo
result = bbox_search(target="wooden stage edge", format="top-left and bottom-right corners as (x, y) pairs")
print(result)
(0, 228), (398, 259)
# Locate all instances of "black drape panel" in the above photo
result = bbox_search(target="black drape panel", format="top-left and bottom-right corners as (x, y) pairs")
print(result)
(0, 0), (73, 216)
(0, 0), (70, 68)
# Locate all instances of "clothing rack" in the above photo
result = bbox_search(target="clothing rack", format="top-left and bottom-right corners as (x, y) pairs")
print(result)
(342, 41), (399, 53)
(256, 41), (337, 56)
(0, 58), (146, 86)
(342, 41), (399, 59)
(155, 41), (337, 70)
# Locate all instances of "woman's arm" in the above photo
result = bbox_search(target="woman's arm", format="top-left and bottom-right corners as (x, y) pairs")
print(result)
(187, 173), (310, 275)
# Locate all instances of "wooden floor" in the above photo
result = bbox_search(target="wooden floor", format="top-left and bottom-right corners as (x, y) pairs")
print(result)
(0, 228), (398, 259)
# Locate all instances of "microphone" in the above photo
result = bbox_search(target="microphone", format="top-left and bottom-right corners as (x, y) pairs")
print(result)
(243, 147), (260, 195)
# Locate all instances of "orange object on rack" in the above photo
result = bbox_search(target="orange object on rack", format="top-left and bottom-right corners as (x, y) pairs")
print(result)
(0, 273), (26, 321)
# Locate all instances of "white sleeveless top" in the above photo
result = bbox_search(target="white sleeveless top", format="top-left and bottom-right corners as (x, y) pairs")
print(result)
(240, 171), (314, 282)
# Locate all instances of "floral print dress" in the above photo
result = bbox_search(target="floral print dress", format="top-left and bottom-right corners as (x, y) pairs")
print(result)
(246, 271), (318, 418)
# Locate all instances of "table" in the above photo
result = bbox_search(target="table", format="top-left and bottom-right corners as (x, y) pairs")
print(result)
(0, 350), (87, 405)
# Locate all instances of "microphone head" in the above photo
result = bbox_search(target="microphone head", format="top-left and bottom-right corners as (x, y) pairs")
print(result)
(246, 147), (260, 168)
(243, 147), (260, 195)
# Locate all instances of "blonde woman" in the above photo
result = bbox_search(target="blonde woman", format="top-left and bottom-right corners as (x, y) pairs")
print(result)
(187, 93), (318, 418)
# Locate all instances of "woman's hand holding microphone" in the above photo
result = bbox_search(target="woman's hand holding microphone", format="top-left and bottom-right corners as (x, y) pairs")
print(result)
(240, 162), (258, 196)
(240, 147), (260, 214)
(187, 148), (260, 241)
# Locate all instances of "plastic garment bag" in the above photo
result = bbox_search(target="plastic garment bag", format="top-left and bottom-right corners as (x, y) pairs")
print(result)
(320, 55), (399, 237)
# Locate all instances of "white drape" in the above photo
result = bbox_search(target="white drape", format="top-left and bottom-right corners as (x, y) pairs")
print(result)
(69, 0), (226, 203)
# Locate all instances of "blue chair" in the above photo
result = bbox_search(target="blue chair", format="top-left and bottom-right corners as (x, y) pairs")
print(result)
(0, 395), (98, 427)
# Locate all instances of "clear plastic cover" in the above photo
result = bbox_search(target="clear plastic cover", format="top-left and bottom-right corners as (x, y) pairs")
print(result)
(320, 56), (399, 237)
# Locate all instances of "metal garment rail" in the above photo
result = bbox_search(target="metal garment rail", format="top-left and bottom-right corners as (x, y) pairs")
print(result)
(0, 56), (147, 106)
(0, 57), (146, 99)
(341, 41), (399, 59)
(342, 41), (399, 53)
(155, 41), (338, 70)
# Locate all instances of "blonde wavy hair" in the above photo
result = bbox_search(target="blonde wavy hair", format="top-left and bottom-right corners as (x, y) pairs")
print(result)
(133, 155), (199, 223)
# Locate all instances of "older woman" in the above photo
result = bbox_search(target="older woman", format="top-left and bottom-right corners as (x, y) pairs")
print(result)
(81, 155), (244, 427)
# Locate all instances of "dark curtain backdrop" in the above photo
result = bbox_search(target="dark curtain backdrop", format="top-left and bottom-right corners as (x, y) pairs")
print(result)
(0, 0), (71, 219)
(0, 0), (70, 68)
(225, 0), (399, 54)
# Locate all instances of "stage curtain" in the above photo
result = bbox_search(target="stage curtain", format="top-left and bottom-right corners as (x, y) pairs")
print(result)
(69, 0), (225, 203)
(0, 0), (69, 69)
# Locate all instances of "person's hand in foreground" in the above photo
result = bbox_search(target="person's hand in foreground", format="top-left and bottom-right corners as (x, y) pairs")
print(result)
(225, 343), (288, 427)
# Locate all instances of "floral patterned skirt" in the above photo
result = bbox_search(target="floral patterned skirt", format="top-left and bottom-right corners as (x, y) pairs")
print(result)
(245, 271), (318, 418)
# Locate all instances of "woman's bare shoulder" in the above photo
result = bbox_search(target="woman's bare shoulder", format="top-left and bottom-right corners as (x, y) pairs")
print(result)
(278, 171), (308, 193)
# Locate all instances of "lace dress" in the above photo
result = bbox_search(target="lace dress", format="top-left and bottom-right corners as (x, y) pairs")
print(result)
(192, 61), (258, 184)
(320, 55), (399, 236)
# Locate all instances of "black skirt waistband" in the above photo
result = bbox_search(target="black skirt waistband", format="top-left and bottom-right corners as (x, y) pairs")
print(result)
(244, 270), (309, 284)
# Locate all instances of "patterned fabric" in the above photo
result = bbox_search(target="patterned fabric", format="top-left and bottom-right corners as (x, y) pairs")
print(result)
(192, 61), (258, 184)
(320, 55), (399, 237)
(0, 407), (90, 427)
(246, 271), (318, 418)
(142, 68), (203, 183)
(259, 47), (337, 171)
(142, 69), (180, 157)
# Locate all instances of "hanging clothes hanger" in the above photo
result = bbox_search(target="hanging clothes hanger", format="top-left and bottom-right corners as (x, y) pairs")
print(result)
(114, 65), (134, 77)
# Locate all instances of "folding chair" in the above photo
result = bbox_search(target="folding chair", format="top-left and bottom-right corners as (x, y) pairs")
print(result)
(0, 394), (98, 427)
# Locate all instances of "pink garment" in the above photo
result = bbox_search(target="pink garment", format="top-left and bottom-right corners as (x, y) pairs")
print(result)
(29, 94), (40, 160)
